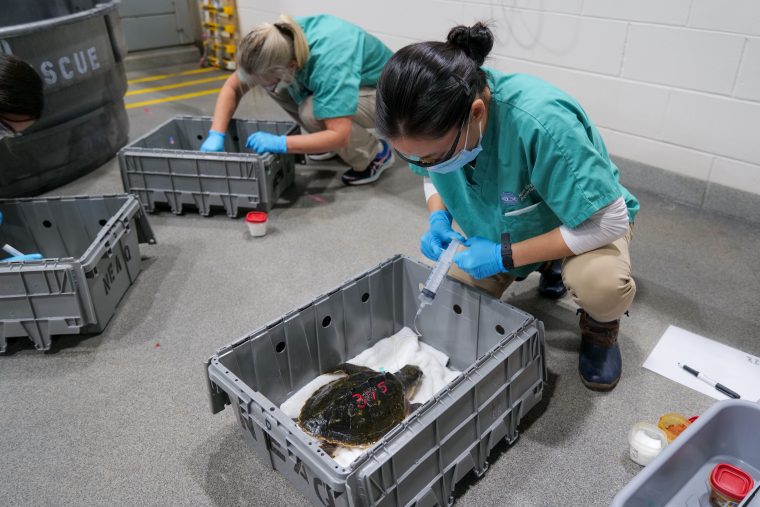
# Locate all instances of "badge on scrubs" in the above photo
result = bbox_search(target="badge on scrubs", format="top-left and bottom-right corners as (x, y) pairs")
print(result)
(500, 192), (519, 206)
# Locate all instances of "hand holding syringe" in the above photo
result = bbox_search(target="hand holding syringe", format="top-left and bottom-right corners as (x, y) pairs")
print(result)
(414, 238), (462, 334)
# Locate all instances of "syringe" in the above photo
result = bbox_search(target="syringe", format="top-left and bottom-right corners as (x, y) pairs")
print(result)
(413, 238), (461, 334)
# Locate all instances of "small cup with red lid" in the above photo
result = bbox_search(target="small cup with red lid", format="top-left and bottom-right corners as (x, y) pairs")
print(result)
(246, 211), (268, 237)
(708, 463), (755, 507)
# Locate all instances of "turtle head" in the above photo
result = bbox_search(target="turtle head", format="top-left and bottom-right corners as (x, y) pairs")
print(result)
(395, 364), (423, 397)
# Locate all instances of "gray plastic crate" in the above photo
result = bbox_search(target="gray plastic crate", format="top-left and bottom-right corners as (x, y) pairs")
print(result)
(118, 116), (299, 217)
(612, 400), (760, 507)
(206, 255), (546, 506)
(0, 194), (155, 352)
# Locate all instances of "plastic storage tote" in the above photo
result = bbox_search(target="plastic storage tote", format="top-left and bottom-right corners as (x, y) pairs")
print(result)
(119, 116), (299, 217)
(0, 0), (129, 197)
(0, 194), (155, 352)
(206, 255), (547, 507)
(612, 400), (760, 507)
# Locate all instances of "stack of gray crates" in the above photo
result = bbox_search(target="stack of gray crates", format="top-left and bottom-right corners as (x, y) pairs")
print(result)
(206, 255), (546, 506)
(0, 0), (129, 197)
(119, 116), (299, 217)
(0, 194), (155, 352)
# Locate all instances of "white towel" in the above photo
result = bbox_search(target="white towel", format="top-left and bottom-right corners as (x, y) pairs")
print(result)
(280, 327), (460, 467)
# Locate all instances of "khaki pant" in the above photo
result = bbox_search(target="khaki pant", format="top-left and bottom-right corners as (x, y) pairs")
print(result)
(448, 227), (636, 322)
(267, 87), (380, 171)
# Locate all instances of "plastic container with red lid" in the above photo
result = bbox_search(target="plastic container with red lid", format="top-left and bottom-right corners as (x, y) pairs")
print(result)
(708, 463), (755, 507)
(245, 211), (268, 237)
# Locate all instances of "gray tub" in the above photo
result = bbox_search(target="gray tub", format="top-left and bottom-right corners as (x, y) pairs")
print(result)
(0, 0), (129, 197)
(207, 255), (547, 506)
(612, 400), (760, 507)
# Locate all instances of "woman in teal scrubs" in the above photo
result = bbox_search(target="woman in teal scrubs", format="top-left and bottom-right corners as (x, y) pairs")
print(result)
(376, 23), (640, 391)
(202, 14), (395, 185)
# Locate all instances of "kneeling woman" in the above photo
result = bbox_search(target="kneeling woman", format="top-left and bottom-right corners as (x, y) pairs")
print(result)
(203, 14), (395, 185)
(376, 22), (639, 391)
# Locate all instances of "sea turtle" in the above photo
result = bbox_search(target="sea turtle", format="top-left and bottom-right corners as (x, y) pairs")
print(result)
(297, 363), (423, 450)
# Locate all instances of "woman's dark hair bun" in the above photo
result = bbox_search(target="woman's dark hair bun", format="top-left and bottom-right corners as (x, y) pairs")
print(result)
(446, 22), (493, 66)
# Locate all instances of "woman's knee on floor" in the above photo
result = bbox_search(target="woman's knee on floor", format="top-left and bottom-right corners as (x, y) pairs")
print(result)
(563, 259), (636, 323)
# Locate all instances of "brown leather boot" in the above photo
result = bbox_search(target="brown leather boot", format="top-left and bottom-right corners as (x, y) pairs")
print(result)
(578, 309), (622, 391)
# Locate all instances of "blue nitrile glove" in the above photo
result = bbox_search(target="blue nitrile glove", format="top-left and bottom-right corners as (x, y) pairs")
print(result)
(245, 131), (287, 154)
(200, 130), (226, 152)
(420, 210), (466, 262)
(453, 237), (508, 280)
(1, 253), (43, 262)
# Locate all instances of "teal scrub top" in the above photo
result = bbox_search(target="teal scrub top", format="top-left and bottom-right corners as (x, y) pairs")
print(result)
(410, 69), (640, 279)
(288, 15), (393, 120)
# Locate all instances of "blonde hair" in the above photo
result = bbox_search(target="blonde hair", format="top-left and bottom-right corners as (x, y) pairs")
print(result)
(237, 14), (309, 81)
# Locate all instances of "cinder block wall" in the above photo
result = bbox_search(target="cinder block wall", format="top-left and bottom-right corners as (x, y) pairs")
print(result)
(236, 1), (760, 219)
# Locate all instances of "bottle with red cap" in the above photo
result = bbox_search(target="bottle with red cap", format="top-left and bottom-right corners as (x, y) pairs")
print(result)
(708, 463), (754, 507)
(246, 211), (268, 237)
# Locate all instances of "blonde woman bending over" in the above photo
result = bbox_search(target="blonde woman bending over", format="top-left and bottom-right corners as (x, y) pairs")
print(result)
(202, 14), (395, 185)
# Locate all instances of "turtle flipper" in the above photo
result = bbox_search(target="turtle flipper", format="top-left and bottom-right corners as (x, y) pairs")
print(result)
(403, 400), (424, 418)
(320, 442), (339, 457)
(331, 363), (373, 375)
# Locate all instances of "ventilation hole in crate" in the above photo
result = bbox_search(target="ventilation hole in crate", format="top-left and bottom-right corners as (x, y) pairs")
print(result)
(495, 324), (505, 335)
(197, 134), (203, 140)
(233, 136), (239, 142)
(275, 341), (286, 353)
(270, 407), (275, 411)
(322, 316), (332, 328)
(42, 220), (52, 228)
(361, 293), (369, 303)
(98, 219), (107, 226)
(452, 304), (462, 315)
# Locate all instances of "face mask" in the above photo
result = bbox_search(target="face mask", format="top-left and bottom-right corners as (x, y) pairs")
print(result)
(426, 120), (482, 174)
(272, 79), (290, 93)
(264, 68), (295, 93)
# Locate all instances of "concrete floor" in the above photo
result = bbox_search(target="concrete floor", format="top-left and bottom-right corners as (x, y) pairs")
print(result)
(2, 62), (759, 507)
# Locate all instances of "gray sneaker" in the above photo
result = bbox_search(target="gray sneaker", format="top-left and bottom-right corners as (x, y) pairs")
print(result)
(306, 151), (337, 162)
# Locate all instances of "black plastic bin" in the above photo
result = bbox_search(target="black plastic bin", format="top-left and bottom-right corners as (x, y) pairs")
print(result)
(0, 0), (129, 197)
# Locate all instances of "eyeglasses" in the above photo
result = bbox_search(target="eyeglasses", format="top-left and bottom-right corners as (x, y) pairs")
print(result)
(0, 118), (22, 139)
(394, 105), (472, 168)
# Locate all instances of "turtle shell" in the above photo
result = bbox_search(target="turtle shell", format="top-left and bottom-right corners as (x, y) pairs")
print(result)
(298, 371), (407, 447)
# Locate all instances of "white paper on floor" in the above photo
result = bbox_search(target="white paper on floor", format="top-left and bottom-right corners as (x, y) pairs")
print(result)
(643, 325), (760, 401)
(280, 326), (461, 468)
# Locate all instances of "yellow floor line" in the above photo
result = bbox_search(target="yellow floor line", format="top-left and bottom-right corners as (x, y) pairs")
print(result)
(125, 88), (222, 109)
(127, 67), (217, 85)
(127, 75), (228, 96)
